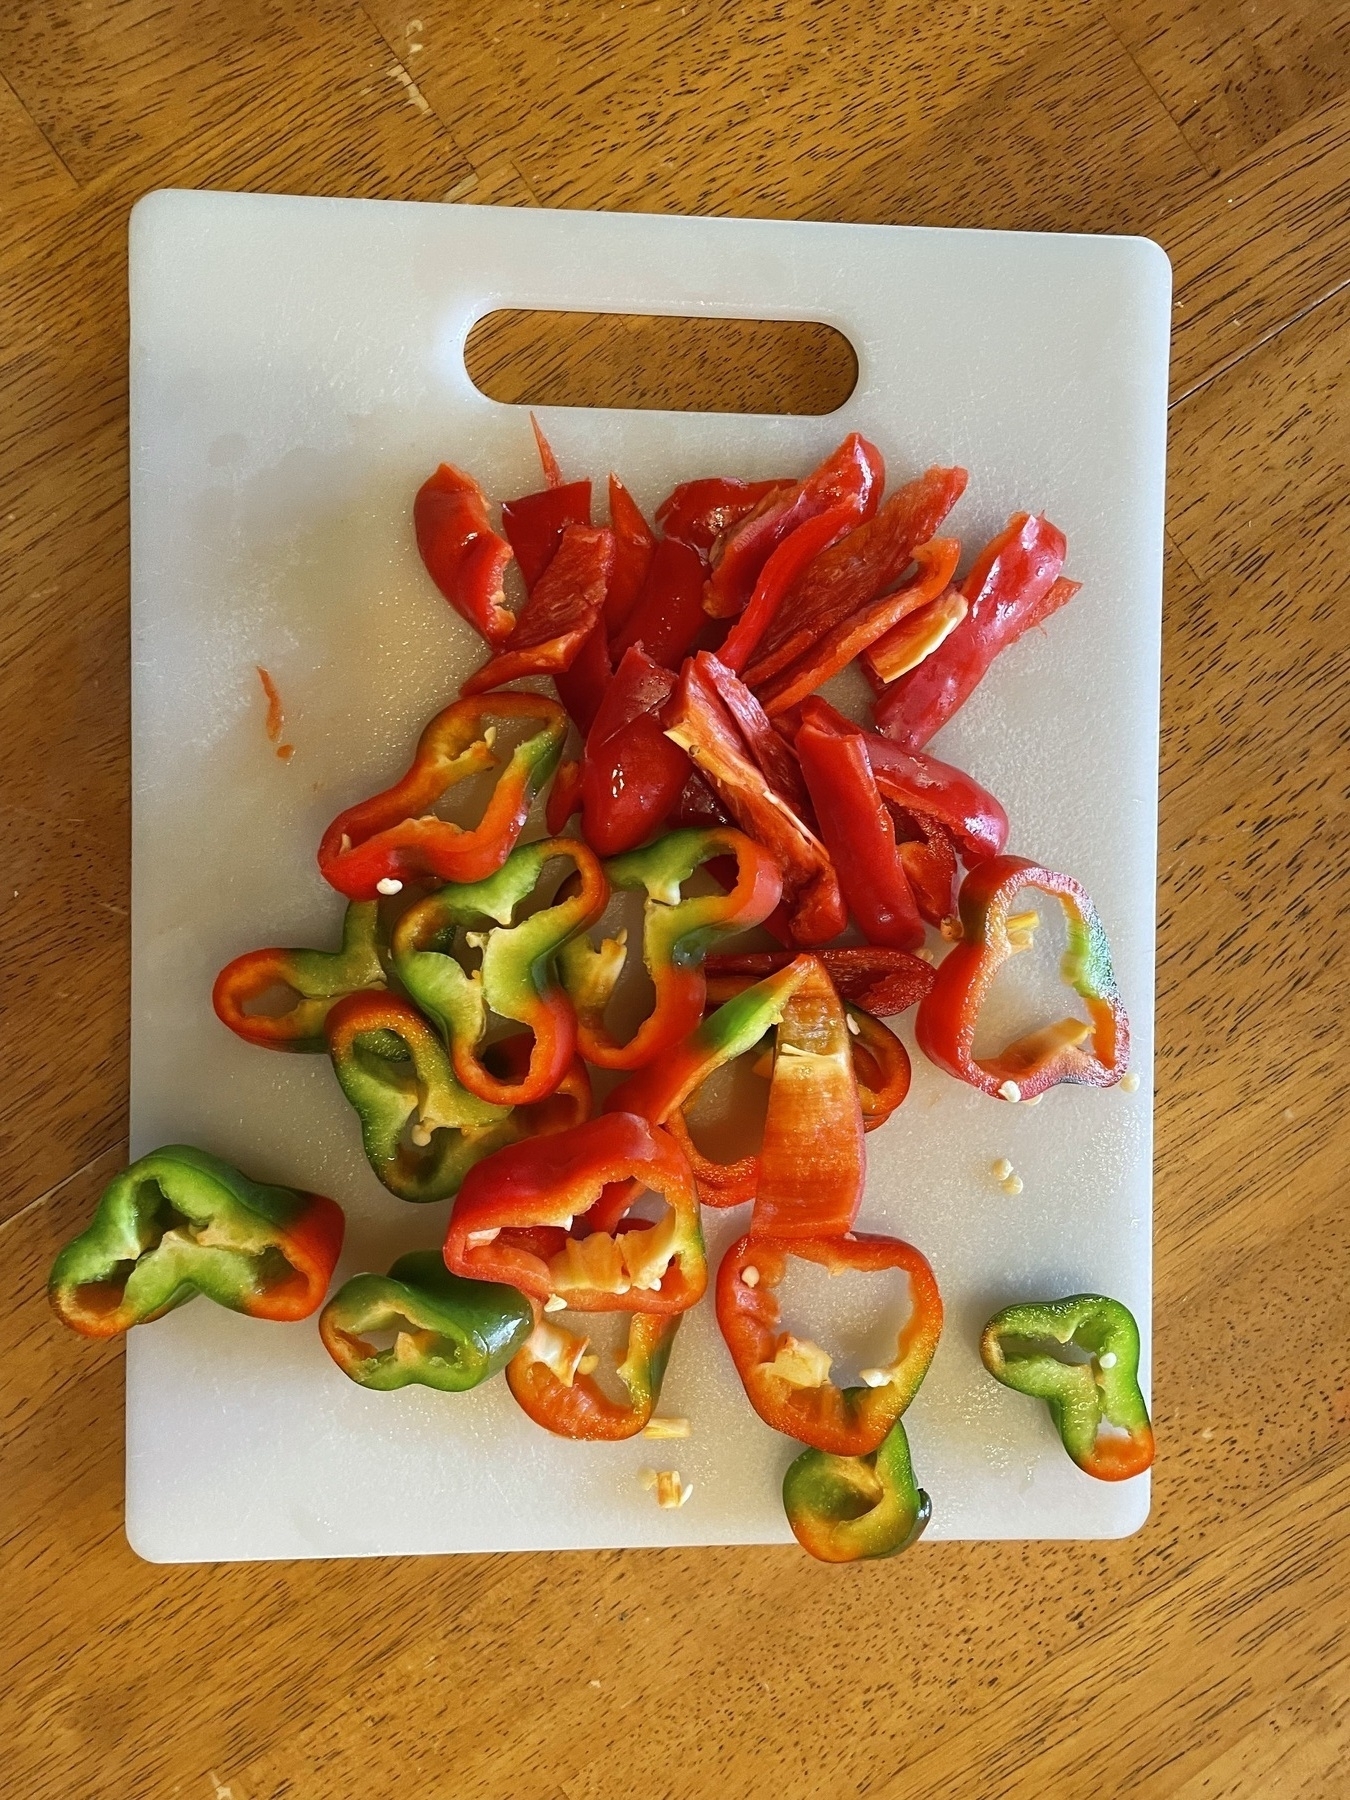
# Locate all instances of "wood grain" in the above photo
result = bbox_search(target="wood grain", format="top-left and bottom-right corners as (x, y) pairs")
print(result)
(2, 2), (1348, 1795)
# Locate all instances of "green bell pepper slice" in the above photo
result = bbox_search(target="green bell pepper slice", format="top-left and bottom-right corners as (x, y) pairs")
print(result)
(782, 1420), (931, 1562)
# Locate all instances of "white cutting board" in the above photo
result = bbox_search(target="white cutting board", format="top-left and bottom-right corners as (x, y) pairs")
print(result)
(127, 191), (1168, 1561)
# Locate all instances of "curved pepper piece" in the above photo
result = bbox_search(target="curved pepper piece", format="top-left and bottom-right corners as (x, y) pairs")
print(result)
(49, 1145), (344, 1338)
(655, 475), (792, 552)
(445, 1112), (706, 1315)
(980, 1294), (1154, 1481)
(413, 463), (515, 644)
(506, 1309), (680, 1440)
(558, 826), (783, 1072)
(320, 1250), (532, 1393)
(212, 902), (386, 1053)
(392, 838), (609, 1107)
(915, 854), (1130, 1101)
(611, 535), (708, 671)
(783, 1420), (931, 1562)
(581, 646), (692, 857)
(704, 945), (934, 1018)
(501, 478), (591, 588)
(463, 522), (614, 695)
(603, 473), (657, 636)
(318, 693), (567, 900)
(716, 1233), (942, 1455)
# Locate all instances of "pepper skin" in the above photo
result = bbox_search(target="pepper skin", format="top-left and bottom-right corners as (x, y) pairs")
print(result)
(611, 536), (709, 670)
(462, 522), (615, 695)
(915, 855), (1130, 1101)
(392, 837), (609, 1107)
(554, 624), (612, 738)
(716, 1233), (942, 1455)
(413, 464), (515, 644)
(655, 475), (792, 552)
(445, 1112), (706, 1315)
(506, 1309), (680, 1440)
(501, 478), (591, 588)
(694, 652), (810, 816)
(318, 693), (567, 900)
(558, 826), (782, 1071)
(603, 473), (657, 636)
(545, 756), (585, 835)
(213, 901), (386, 1053)
(320, 1251), (532, 1393)
(716, 502), (858, 673)
(980, 1294), (1154, 1481)
(49, 1145), (344, 1338)
(783, 1420), (931, 1562)
(703, 945), (934, 1019)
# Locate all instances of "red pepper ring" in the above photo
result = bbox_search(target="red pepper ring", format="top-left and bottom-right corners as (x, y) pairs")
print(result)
(445, 1112), (706, 1316)
(716, 1234), (943, 1455)
(318, 693), (567, 901)
(506, 1309), (681, 1440)
(662, 1107), (759, 1209)
(915, 854), (1130, 1102)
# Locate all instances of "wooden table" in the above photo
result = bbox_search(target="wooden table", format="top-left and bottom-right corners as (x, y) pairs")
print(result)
(3, 5), (1348, 1795)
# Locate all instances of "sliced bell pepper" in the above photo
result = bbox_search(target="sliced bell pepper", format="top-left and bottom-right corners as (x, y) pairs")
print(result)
(655, 475), (793, 551)
(500, 479), (591, 588)
(603, 473), (657, 636)
(873, 512), (1077, 747)
(530, 413), (564, 488)
(915, 854), (1130, 1101)
(558, 826), (782, 1071)
(716, 1233), (943, 1454)
(980, 1294), (1154, 1481)
(213, 901), (386, 1053)
(670, 768), (730, 830)
(462, 522), (614, 695)
(716, 502), (858, 673)
(610, 536), (708, 670)
(49, 1145), (344, 1338)
(743, 466), (968, 688)
(580, 646), (691, 857)
(694, 652), (810, 816)
(847, 1005), (913, 1128)
(391, 837), (608, 1107)
(318, 692), (567, 900)
(506, 1309), (681, 1440)
(661, 1109), (760, 1209)
(783, 1420), (931, 1562)
(892, 807), (958, 925)
(703, 944), (934, 1018)
(413, 464), (515, 645)
(445, 1112), (706, 1315)
(862, 588), (968, 687)
(545, 755), (584, 836)
(554, 622), (612, 737)
(319, 1250), (533, 1393)
(663, 655), (845, 947)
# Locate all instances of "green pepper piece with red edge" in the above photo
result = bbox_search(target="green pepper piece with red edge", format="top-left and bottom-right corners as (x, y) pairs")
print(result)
(413, 464), (516, 645)
(783, 1420), (931, 1562)
(507, 1309), (681, 1440)
(463, 522), (615, 695)
(49, 1145), (345, 1339)
(318, 692), (567, 901)
(557, 826), (783, 1072)
(319, 1250), (532, 1393)
(915, 854), (1130, 1101)
(445, 1112), (705, 1315)
(980, 1294), (1154, 1481)
(212, 901), (386, 1053)
(717, 1232), (942, 1454)
(391, 837), (609, 1107)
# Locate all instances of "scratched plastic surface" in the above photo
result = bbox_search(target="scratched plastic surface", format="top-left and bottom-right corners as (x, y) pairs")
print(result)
(126, 192), (1169, 1561)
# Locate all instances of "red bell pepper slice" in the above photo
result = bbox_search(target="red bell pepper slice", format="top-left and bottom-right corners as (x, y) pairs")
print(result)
(915, 855), (1130, 1101)
(743, 465), (968, 687)
(530, 413), (564, 488)
(716, 1233), (943, 1454)
(704, 434), (884, 620)
(694, 653), (810, 816)
(663, 656), (845, 947)
(610, 536), (708, 669)
(545, 756), (584, 836)
(703, 945), (934, 1019)
(413, 464), (516, 645)
(873, 513), (1077, 748)
(862, 588), (968, 687)
(655, 475), (793, 551)
(580, 646), (691, 856)
(463, 522), (614, 695)
(507, 1309), (681, 1441)
(553, 620), (611, 736)
(716, 502), (858, 673)
(671, 769), (730, 830)
(445, 1112), (706, 1315)
(603, 472), (657, 635)
(500, 480), (592, 589)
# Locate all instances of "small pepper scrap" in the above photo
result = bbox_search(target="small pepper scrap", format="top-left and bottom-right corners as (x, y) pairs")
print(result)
(49, 1145), (345, 1338)
(320, 1250), (533, 1393)
(915, 855), (1129, 1101)
(782, 1420), (931, 1563)
(414, 463), (516, 645)
(507, 1309), (681, 1440)
(979, 1294), (1154, 1481)
(213, 901), (387, 1053)
(318, 692), (567, 900)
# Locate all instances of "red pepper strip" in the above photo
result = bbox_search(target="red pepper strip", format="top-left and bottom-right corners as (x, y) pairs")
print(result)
(604, 472), (657, 635)
(694, 653), (810, 816)
(463, 523), (615, 695)
(670, 769), (730, 829)
(500, 480), (592, 589)
(757, 538), (962, 717)
(748, 958), (865, 1239)
(795, 707), (925, 951)
(545, 756), (584, 836)
(530, 413), (564, 489)
(445, 1112), (706, 1315)
(413, 464), (516, 645)
(743, 466), (969, 687)
(716, 1233), (943, 1454)
(704, 945), (934, 1018)
(862, 589), (968, 688)
(655, 476), (793, 551)
(663, 656), (845, 947)
(915, 854), (1130, 1101)
(318, 693), (567, 900)
(717, 503), (858, 673)
(507, 1309), (680, 1440)
(489, 1031), (594, 1136)
(704, 434), (884, 620)
(662, 1110), (759, 1208)
(554, 622), (611, 736)
(873, 513), (1075, 748)
(847, 1007), (911, 1127)
(610, 535), (708, 669)
(581, 646), (691, 856)
(888, 807), (955, 924)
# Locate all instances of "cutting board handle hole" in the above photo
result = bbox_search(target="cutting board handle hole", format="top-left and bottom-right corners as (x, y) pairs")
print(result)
(465, 310), (857, 415)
